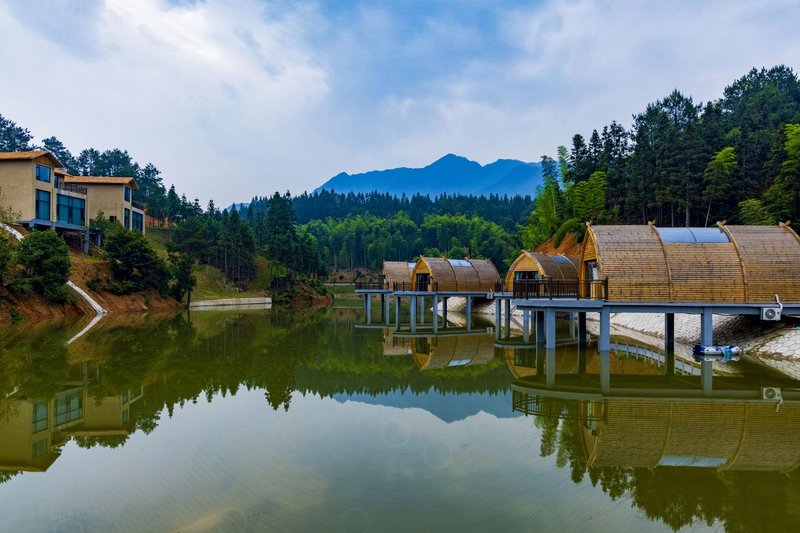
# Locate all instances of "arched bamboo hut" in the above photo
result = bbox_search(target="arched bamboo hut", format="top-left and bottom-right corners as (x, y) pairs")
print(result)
(579, 223), (800, 303)
(504, 252), (579, 291)
(410, 257), (500, 292)
(411, 335), (495, 370)
(580, 399), (800, 472)
(382, 261), (415, 290)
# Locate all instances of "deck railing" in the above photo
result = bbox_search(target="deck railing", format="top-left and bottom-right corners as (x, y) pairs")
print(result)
(512, 278), (608, 300)
(355, 281), (385, 290)
(132, 200), (145, 211)
(393, 281), (439, 292)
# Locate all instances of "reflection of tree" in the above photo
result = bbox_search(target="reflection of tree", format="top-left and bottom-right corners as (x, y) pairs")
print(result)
(0, 471), (20, 486)
(534, 400), (800, 531)
(74, 435), (129, 449)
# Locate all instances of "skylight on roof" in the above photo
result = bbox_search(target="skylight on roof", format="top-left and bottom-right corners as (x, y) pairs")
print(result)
(552, 256), (572, 264)
(657, 227), (730, 243)
(448, 259), (472, 267)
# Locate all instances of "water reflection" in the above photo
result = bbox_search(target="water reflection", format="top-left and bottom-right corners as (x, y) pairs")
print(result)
(2, 309), (800, 531)
(505, 333), (800, 531)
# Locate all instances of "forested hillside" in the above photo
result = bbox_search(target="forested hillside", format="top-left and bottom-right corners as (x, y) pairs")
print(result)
(522, 65), (800, 248)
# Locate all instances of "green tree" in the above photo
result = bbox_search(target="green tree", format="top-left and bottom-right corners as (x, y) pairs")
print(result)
(737, 198), (775, 225)
(0, 114), (33, 151)
(104, 227), (171, 294)
(16, 229), (71, 302)
(566, 170), (607, 222)
(264, 191), (299, 267)
(703, 147), (737, 226)
(169, 253), (196, 307)
(41, 136), (77, 174)
(0, 186), (20, 224)
(0, 232), (10, 282)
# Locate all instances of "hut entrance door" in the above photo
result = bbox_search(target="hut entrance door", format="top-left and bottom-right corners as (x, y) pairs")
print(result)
(416, 273), (430, 292)
(514, 271), (541, 281)
(586, 261), (599, 298)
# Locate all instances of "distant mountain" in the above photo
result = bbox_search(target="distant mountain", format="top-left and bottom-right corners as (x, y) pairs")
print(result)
(315, 154), (542, 197)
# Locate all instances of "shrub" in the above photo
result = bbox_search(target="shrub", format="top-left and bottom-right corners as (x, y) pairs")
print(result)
(8, 278), (32, 297)
(15, 229), (71, 302)
(0, 232), (10, 281)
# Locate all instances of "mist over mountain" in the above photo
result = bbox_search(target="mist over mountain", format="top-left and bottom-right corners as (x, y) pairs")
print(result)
(314, 154), (542, 197)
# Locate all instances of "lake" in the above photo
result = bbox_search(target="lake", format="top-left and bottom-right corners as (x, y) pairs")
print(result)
(1, 307), (799, 532)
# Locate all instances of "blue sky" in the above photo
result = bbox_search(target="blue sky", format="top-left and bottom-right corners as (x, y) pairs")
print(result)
(1, 0), (799, 205)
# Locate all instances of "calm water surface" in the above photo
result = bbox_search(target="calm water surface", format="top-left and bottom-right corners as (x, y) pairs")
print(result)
(1, 308), (799, 532)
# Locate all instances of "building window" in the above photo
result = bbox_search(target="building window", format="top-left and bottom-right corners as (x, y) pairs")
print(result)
(35, 190), (51, 220)
(132, 210), (144, 233)
(124, 186), (131, 202)
(54, 174), (59, 188)
(32, 438), (48, 458)
(57, 194), (86, 226)
(124, 208), (131, 230)
(35, 164), (51, 183)
(32, 401), (48, 433)
(55, 390), (83, 426)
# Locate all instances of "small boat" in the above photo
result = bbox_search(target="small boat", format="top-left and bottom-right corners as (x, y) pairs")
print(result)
(692, 344), (741, 362)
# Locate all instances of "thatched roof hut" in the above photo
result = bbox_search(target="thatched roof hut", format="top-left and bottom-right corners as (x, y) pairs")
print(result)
(581, 399), (800, 472)
(411, 335), (495, 370)
(504, 252), (579, 291)
(381, 261), (415, 289)
(579, 223), (800, 302)
(411, 257), (500, 292)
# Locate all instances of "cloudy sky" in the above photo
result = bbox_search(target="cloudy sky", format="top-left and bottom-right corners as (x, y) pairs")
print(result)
(1, 0), (799, 206)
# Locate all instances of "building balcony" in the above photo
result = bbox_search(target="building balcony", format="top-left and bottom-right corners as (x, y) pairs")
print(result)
(57, 182), (88, 196)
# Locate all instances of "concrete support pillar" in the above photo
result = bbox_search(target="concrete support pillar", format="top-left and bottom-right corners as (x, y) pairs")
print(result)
(384, 294), (391, 325)
(701, 307), (713, 397)
(599, 350), (611, 394)
(419, 296), (425, 325)
(536, 346), (544, 376)
(522, 309), (530, 343)
(545, 307), (556, 349)
(569, 312), (577, 340)
(83, 228), (90, 254)
(536, 311), (545, 346)
(443, 297), (449, 328)
(599, 307), (611, 352)
(665, 312), (675, 377)
(546, 347), (556, 388)
(495, 299), (502, 340)
(410, 295), (417, 333)
(700, 308), (713, 346)
(504, 299), (511, 338)
(365, 294), (372, 325)
(578, 345), (587, 375)
(433, 294), (439, 335)
(702, 361), (713, 397)
(578, 312), (587, 349)
(466, 296), (472, 331)
(395, 296), (401, 329)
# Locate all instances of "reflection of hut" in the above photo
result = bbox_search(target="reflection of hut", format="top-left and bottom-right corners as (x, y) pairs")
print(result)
(412, 335), (495, 370)
(505, 252), (579, 291)
(411, 257), (500, 292)
(581, 400), (800, 472)
(382, 261), (415, 289)
(383, 329), (413, 356)
(579, 223), (800, 302)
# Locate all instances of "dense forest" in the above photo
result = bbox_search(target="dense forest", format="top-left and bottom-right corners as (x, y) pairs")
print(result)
(523, 65), (800, 247)
(2, 65), (800, 284)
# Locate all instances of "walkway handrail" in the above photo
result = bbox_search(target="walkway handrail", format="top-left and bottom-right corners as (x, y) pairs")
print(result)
(393, 281), (439, 292)
(513, 278), (608, 300)
(355, 281), (384, 290)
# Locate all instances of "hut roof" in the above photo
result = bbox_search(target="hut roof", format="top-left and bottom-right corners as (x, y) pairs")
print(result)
(580, 223), (800, 303)
(412, 335), (495, 370)
(411, 257), (500, 292)
(581, 399), (800, 472)
(382, 261), (415, 288)
(505, 251), (579, 290)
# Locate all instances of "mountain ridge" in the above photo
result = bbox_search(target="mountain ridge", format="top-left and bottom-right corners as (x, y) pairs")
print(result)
(314, 154), (542, 198)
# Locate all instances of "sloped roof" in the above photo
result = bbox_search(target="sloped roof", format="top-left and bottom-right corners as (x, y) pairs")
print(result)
(0, 150), (63, 168)
(64, 176), (139, 190)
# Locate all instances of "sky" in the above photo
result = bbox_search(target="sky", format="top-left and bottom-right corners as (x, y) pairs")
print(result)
(1, 0), (799, 206)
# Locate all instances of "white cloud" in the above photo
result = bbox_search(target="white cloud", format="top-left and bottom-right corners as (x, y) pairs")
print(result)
(1, 0), (799, 204)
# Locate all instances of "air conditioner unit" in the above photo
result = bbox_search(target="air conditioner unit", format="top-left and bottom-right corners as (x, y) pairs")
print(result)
(761, 307), (781, 321)
(761, 386), (782, 401)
